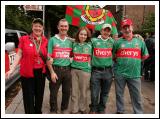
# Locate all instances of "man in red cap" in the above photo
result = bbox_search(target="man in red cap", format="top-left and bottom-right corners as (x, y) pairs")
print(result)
(113, 18), (149, 114)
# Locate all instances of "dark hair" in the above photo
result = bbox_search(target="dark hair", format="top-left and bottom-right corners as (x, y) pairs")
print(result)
(32, 18), (43, 26)
(75, 27), (91, 43)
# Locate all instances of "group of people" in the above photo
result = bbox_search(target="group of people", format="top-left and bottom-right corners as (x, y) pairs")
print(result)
(6, 17), (150, 114)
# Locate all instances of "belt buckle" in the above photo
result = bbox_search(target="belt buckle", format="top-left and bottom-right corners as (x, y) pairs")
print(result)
(61, 66), (67, 70)
(103, 67), (106, 70)
(60, 66), (64, 70)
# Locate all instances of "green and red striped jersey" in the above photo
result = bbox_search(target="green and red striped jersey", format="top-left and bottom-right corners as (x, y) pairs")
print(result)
(48, 35), (72, 66)
(91, 37), (114, 67)
(71, 42), (92, 72)
(113, 37), (149, 78)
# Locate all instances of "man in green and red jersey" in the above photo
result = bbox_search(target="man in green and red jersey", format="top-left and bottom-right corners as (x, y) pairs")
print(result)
(90, 24), (114, 114)
(113, 18), (149, 114)
(47, 19), (72, 114)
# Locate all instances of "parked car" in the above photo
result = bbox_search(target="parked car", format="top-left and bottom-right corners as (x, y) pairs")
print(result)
(5, 28), (27, 91)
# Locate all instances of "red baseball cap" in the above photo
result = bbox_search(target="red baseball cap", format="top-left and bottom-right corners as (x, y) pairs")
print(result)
(121, 18), (133, 27)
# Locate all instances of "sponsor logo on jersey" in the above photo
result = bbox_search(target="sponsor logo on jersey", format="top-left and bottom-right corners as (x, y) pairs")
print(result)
(94, 48), (112, 58)
(135, 43), (139, 48)
(54, 44), (60, 48)
(73, 53), (90, 62)
(121, 44), (125, 48)
(107, 43), (113, 47)
(52, 47), (72, 58)
(74, 47), (77, 51)
(116, 48), (141, 59)
(96, 42), (100, 46)
(84, 48), (89, 53)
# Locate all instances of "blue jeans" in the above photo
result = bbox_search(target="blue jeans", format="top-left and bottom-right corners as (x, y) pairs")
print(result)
(115, 75), (143, 114)
(90, 67), (113, 112)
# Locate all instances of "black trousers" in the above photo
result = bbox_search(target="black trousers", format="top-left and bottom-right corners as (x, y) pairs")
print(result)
(20, 68), (45, 114)
(49, 66), (72, 112)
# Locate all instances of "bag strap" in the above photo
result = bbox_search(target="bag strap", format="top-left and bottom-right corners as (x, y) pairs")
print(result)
(29, 34), (42, 53)
(39, 50), (47, 64)
(29, 34), (47, 64)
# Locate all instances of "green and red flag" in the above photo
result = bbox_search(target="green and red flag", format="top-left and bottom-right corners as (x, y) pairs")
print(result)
(65, 5), (118, 35)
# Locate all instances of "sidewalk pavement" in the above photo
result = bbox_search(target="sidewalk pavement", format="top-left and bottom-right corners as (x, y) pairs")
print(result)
(5, 79), (155, 114)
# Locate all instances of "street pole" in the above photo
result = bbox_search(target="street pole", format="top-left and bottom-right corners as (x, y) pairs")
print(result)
(123, 5), (126, 19)
(43, 5), (45, 35)
(142, 5), (146, 25)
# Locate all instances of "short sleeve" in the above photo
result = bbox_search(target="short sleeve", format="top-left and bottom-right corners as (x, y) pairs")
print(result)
(18, 36), (24, 50)
(48, 37), (54, 56)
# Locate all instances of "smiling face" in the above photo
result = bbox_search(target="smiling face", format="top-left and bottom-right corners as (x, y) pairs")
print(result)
(78, 29), (88, 43)
(101, 27), (111, 39)
(121, 25), (133, 38)
(57, 20), (69, 36)
(32, 23), (43, 37)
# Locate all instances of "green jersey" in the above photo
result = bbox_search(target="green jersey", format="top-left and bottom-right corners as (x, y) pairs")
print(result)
(91, 36), (114, 67)
(71, 42), (92, 72)
(48, 35), (72, 66)
(113, 37), (149, 78)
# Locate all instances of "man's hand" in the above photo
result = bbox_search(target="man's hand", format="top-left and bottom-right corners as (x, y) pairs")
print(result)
(134, 34), (144, 41)
(51, 72), (58, 83)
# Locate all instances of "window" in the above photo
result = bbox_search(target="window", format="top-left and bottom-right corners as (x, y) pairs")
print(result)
(116, 5), (121, 12)
(5, 33), (19, 48)
(20, 32), (27, 37)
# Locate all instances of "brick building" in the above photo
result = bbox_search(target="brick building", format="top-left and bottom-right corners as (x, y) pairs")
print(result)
(103, 5), (155, 32)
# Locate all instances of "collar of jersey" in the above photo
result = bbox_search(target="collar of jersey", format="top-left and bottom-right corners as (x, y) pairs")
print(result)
(78, 42), (86, 46)
(98, 35), (110, 41)
(55, 34), (67, 42)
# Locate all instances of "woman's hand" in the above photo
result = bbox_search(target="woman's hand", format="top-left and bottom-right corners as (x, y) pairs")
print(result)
(5, 69), (14, 79)
(5, 49), (22, 79)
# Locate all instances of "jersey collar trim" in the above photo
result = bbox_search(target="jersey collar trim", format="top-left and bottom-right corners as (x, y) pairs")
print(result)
(55, 34), (67, 42)
(98, 35), (110, 41)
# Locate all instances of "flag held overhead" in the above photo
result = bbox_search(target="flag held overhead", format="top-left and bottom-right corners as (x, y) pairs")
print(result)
(65, 5), (118, 35)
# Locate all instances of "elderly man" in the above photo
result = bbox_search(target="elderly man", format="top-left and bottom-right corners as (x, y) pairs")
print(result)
(113, 18), (149, 114)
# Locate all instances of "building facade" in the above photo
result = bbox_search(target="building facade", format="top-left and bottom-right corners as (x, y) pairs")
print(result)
(103, 5), (155, 32)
